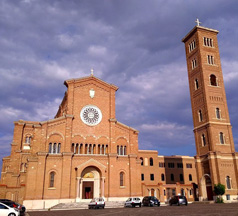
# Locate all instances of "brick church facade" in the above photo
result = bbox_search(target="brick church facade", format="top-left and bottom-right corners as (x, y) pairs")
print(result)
(0, 75), (197, 209)
(0, 23), (237, 209)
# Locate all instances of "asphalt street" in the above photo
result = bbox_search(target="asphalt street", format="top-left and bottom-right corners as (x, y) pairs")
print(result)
(27, 203), (238, 216)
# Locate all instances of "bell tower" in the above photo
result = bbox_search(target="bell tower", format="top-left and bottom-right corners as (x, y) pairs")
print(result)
(182, 20), (238, 201)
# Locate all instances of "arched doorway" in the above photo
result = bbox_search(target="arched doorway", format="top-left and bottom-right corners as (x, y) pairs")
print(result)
(201, 174), (213, 201)
(80, 166), (101, 199)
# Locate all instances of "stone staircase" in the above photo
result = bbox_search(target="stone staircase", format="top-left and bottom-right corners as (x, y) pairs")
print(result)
(51, 201), (125, 210)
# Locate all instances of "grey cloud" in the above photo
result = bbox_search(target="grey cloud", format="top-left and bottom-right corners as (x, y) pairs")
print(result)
(0, 0), (238, 171)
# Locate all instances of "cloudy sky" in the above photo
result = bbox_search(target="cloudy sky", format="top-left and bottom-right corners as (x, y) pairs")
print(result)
(0, 0), (238, 170)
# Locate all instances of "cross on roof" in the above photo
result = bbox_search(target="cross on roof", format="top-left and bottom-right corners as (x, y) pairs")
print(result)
(91, 68), (94, 76)
(195, 18), (201, 26)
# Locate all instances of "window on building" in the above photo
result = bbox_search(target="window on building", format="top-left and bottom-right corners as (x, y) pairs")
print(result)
(210, 74), (217, 86)
(177, 163), (183, 168)
(49, 172), (55, 188)
(192, 58), (197, 69)
(120, 172), (124, 187)
(180, 174), (184, 181)
(216, 108), (221, 119)
(150, 158), (153, 166)
(190, 189), (193, 196)
(49, 143), (52, 153)
(49, 143), (61, 154)
(171, 174), (174, 181)
(164, 189), (166, 196)
(120, 146), (123, 155)
(189, 40), (196, 52)
(203, 37), (213, 47)
(226, 176), (231, 189)
(181, 188), (185, 196)
(161, 173), (165, 181)
(25, 136), (32, 144)
(168, 163), (175, 168)
(140, 157), (144, 166)
(172, 189), (176, 196)
(207, 55), (215, 65)
(117, 145), (119, 155)
(189, 174), (193, 181)
(195, 79), (199, 90)
(150, 174), (154, 181)
(159, 162), (165, 168)
(198, 110), (203, 122)
(186, 163), (193, 168)
(124, 146), (127, 155)
(201, 134), (206, 146)
(141, 174), (144, 181)
(57, 143), (61, 153)
(220, 132), (225, 144)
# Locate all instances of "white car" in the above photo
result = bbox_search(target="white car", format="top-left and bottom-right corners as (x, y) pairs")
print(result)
(124, 197), (141, 207)
(0, 202), (20, 216)
(88, 197), (105, 209)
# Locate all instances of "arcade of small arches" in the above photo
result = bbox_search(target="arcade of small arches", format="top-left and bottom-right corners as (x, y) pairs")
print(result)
(71, 143), (109, 155)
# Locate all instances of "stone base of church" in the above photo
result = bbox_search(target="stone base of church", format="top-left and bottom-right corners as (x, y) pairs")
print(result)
(23, 199), (75, 210)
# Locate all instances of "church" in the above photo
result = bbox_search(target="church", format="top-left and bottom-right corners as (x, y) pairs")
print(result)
(0, 23), (237, 209)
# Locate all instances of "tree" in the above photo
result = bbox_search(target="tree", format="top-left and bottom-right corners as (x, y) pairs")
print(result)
(214, 183), (225, 203)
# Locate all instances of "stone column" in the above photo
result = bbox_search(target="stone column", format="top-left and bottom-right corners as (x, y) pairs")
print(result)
(101, 177), (105, 197)
(76, 177), (81, 200)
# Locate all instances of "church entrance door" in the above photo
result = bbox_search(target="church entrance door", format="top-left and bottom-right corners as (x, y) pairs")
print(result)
(83, 181), (94, 199)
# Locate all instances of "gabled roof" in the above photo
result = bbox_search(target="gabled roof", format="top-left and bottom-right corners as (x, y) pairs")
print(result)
(64, 75), (119, 91)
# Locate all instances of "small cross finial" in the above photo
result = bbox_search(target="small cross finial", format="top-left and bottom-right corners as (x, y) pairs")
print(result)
(91, 68), (94, 76)
(195, 18), (201, 26)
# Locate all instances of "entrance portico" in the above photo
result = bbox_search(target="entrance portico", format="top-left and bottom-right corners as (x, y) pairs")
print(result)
(75, 159), (106, 201)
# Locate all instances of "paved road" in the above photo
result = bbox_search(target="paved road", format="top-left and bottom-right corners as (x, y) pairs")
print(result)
(27, 203), (238, 216)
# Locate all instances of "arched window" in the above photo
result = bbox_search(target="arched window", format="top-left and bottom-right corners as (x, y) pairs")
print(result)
(25, 136), (32, 144)
(140, 157), (143, 166)
(124, 146), (126, 155)
(210, 74), (217, 86)
(161, 173), (165, 181)
(226, 176), (231, 189)
(150, 158), (153, 166)
(117, 145), (119, 155)
(198, 110), (203, 122)
(57, 143), (61, 153)
(120, 172), (124, 186)
(189, 174), (192, 181)
(195, 79), (199, 90)
(171, 174), (174, 181)
(71, 143), (75, 153)
(49, 172), (55, 188)
(220, 132), (224, 144)
(48, 143), (52, 153)
(120, 146), (123, 155)
(216, 108), (221, 119)
(180, 174), (184, 182)
(202, 134), (206, 146)
(53, 143), (57, 153)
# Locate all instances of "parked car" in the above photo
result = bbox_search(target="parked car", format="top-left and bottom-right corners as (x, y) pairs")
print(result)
(0, 202), (20, 216)
(124, 197), (141, 207)
(88, 197), (105, 209)
(142, 196), (160, 207)
(0, 199), (25, 215)
(169, 195), (187, 206)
